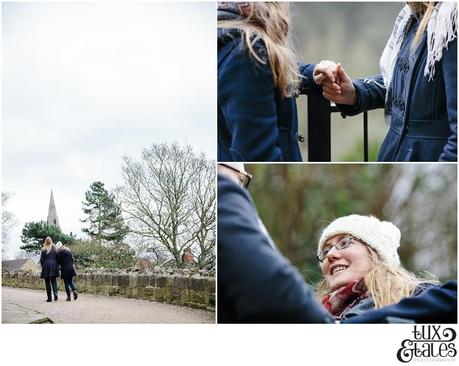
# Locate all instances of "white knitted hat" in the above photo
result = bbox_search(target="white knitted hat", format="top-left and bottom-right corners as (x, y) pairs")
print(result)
(318, 214), (401, 267)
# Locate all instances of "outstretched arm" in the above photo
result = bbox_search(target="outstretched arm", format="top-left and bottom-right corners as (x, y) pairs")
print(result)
(342, 281), (457, 324)
(321, 64), (386, 116)
(298, 60), (340, 96)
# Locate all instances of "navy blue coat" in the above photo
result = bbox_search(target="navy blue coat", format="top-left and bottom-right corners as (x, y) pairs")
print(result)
(218, 30), (322, 162)
(57, 249), (77, 278)
(343, 281), (457, 324)
(338, 18), (457, 162)
(218, 174), (457, 323)
(218, 173), (334, 323)
(40, 246), (60, 278)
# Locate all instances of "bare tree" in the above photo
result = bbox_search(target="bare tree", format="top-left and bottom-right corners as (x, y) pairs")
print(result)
(125, 233), (169, 263)
(117, 143), (215, 268)
(2, 192), (17, 254)
(190, 158), (216, 268)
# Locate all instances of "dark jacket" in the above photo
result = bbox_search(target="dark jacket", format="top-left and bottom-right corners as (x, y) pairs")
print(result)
(337, 17), (457, 162)
(57, 248), (77, 278)
(218, 174), (333, 323)
(40, 246), (60, 278)
(343, 281), (457, 324)
(218, 30), (322, 162)
(217, 173), (457, 323)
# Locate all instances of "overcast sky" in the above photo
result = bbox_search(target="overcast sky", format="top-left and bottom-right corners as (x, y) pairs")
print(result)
(2, 2), (216, 258)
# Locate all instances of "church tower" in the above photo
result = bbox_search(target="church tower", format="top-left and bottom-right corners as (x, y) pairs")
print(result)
(46, 190), (61, 229)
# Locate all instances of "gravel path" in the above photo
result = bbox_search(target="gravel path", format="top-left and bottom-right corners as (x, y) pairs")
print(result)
(2, 287), (215, 324)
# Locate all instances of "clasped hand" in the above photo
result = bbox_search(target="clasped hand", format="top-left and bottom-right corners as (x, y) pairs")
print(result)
(312, 60), (357, 105)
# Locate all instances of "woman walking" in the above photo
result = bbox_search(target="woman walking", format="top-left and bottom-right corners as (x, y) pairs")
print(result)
(56, 241), (78, 301)
(40, 237), (60, 302)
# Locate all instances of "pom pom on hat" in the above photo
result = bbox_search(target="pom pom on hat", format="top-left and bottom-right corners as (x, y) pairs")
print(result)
(318, 214), (401, 267)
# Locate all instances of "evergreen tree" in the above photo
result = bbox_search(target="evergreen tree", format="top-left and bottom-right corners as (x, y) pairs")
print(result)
(20, 221), (74, 254)
(81, 181), (128, 244)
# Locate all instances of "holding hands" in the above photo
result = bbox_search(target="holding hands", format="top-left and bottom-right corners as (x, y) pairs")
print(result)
(313, 61), (357, 105)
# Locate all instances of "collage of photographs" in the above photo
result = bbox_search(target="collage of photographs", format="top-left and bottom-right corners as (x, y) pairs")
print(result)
(1, 1), (457, 365)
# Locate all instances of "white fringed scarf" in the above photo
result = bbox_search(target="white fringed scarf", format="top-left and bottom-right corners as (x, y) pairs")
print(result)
(379, 2), (457, 123)
(380, 2), (457, 89)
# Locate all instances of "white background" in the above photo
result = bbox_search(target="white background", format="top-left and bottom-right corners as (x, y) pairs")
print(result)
(3, 324), (455, 365)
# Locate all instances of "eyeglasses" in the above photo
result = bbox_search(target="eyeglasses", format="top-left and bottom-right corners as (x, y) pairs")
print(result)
(317, 236), (358, 262)
(219, 164), (253, 189)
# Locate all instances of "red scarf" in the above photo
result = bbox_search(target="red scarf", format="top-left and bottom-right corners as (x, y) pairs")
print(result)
(321, 279), (368, 319)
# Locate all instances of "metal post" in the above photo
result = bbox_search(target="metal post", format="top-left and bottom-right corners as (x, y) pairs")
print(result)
(363, 111), (368, 162)
(307, 95), (331, 162)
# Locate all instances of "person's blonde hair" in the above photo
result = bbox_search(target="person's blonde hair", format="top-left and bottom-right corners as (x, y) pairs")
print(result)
(218, 2), (300, 97)
(409, 2), (437, 51)
(363, 250), (438, 308)
(317, 246), (439, 309)
(42, 237), (54, 253)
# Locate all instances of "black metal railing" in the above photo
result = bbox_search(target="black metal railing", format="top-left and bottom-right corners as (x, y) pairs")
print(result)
(307, 94), (369, 162)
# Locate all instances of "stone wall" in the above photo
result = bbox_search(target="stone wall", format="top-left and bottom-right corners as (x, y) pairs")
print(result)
(2, 270), (215, 311)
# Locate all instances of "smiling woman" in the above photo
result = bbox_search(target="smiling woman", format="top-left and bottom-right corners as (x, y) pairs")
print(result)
(319, 235), (373, 291)
(316, 214), (439, 321)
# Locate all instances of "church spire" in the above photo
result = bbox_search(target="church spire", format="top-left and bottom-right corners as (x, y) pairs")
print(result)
(47, 189), (60, 229)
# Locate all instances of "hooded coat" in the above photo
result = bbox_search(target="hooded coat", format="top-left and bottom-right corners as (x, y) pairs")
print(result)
(218, 28), (323, 162)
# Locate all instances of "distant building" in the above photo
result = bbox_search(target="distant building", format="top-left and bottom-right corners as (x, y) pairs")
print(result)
(2, 259), (39, 272)
(182, 248), (195, 265)
(46, 189), (60, 229)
